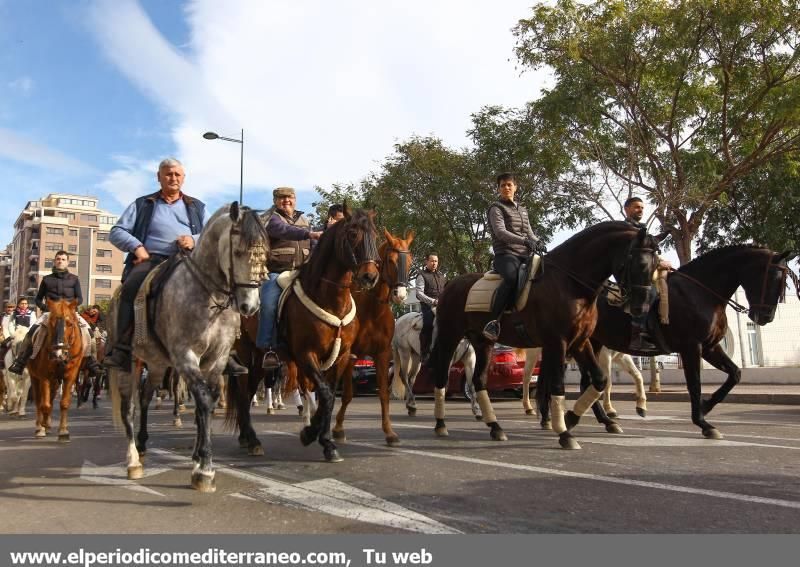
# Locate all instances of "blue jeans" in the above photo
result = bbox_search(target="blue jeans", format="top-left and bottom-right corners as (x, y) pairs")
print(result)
(256, 272), (282, 349)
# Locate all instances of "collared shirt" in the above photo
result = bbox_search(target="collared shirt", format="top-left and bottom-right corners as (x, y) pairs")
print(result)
(110, 193), (211, 256)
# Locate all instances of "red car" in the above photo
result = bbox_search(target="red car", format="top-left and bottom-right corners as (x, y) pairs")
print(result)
(412, 345), (539, 400)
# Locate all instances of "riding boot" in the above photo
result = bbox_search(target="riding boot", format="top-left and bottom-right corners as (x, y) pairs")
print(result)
(8, 332), (34, 375)
(419, 329), (432, 363)
(104, 326), (133, 373)
(83, 355), (104, 377)
(224, 353), (249, 377)
(629, 321), (656, 351)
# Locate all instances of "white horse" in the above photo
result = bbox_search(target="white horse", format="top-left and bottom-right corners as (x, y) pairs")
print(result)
(4, 323), (31, 417)
(521, 346), (648, 425)
(390, 312), (481, 418)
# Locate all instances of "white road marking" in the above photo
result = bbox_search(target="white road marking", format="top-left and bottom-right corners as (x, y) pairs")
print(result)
(149, 448), (460, 534)
(80, 460), (168, 497)
(263, 431), (800, 511)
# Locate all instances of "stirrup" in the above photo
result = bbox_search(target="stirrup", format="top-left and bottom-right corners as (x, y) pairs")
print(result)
(262, 350), (281, 370)
(482, 320), (500, 342)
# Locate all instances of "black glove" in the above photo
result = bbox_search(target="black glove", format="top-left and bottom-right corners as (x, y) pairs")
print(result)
(523, 237), (538, 252)
(536, 242), (548, 255)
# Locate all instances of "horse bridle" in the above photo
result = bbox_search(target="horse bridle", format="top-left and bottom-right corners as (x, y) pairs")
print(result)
(335, 222), (380, 284)
(380, 246), (412, 297)
(183, 214), (268, 311)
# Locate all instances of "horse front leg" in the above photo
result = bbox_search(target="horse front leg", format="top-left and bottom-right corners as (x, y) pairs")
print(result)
(581, 348), (622, 433)
(521, 347), (540, 415)
(469, 339), (506, 441)
(375, 350), (400, 446)
(298, 359), (341, 463)
(332, 358), (355, 443)
(540, 340), (582, 449)
(57, 366), (80, 442)
(599, 348), (617, 417)
(429, 328), (461, 438)
(113, 369), (144, 480)
(136, 367), (160, 455)
(620, 353), (647, 417)
(567, 341), (615, 435)
(187, 377), (217, 492)
(679, 345), (721, 439)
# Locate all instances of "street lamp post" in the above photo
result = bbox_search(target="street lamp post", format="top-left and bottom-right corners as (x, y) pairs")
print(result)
(203, 129), (244, 204)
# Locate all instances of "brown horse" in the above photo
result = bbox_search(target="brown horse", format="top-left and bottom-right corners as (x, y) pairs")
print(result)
(333, 228), (414, 446)
(429, 221), (659, 450)
(227, 206), (380, 462)
(28, 298), (84, 441)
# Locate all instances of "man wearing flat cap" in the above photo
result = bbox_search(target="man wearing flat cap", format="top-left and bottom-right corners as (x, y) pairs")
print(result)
(257, 187), (322, 368)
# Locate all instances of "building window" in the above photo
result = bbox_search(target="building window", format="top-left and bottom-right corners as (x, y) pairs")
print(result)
(81, 214), (98, 222)
(97, 232), (109, 241)
(95, 294), (111, 301)
(46, 227), (64, 236)
(95, 249), (113, 258)
(96, 279), (112, 288)
(68, 245), (77, 252)
(68, 260), (76, 268)
(96, 264), (113, 273)
(44, 260), (53, 268)
(69, 229), (78, 237)
(45, 242), (63, 251)
(58, 212), (76, 220)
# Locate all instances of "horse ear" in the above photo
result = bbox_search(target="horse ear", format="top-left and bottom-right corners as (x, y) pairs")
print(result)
(230, 201), (240, 222)
(342, 201), (352, 220)
(383, 227), (393, 242)
(778, 250), (796, 261)
(404, 229), (415, 243)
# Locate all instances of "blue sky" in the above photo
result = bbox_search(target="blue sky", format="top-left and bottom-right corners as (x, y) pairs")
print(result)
(0, 0), (549, 249)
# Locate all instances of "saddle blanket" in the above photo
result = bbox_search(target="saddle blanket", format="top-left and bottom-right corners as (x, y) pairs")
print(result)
(134, 262), (167, 347)
(465, 255), (542, 313)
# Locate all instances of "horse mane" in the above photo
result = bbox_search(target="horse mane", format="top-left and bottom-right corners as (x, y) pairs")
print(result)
(299, 208), (374, 292)
(201, 204), (266, 249)
(551, 221), (635, 254)
(679, 244), (771, 274)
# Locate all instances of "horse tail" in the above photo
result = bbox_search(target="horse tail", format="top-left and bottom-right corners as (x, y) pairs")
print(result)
(224, 372), (241, 432)
(110, 369), (133, 430)
(390, 339), (406, 400)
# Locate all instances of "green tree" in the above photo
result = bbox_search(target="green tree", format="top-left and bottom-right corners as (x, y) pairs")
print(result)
(310, 182), (367, 228)
(514, 0), (800, 263)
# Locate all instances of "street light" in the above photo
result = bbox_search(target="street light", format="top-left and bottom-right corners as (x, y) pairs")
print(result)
(203, 129), (244, 204)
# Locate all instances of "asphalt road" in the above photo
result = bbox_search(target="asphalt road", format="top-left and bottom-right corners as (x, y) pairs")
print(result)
(1, 393), (799, 534)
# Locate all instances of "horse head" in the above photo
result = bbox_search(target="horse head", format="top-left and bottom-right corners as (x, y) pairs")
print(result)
(195, 202), (269, 317)
(45, 298), (80, 364)
(337, 204), (381, 290)
(613, 226), (660, 317)
(380, 228), (415, 304)
(742, 249), (795, 326)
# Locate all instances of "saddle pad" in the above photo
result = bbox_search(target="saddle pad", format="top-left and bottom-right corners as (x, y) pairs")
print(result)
(30, 314), (92, 360)
(465, 256), (542, 313)
(134, 262), (167, 347)
(276, 269), (298, 290)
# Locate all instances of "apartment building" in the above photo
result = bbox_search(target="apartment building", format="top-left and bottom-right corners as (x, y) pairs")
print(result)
(10, 194), (123, 309)
(0, 247), (11, 307)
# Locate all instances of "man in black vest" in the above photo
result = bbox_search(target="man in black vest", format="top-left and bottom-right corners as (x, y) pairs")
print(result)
(103, 158), (237, 374)
(484, 173), (546, 341)
(414, 253), (446, 362)
(8, 252), (102, 375)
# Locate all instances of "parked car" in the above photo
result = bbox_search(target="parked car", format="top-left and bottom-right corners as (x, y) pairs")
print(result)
(336, 357), (379, 396)
(412, 344), (539, 400)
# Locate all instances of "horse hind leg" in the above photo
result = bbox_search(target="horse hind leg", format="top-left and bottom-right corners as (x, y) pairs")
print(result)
(521, 347), (541, 416)
(619, 353), (647, 417)
(568, 344), (621, 435)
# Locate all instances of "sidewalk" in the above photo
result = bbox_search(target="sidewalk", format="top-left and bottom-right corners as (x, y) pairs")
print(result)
(565, 383), (800, 405)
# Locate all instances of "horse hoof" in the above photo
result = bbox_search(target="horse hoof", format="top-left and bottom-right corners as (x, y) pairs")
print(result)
(435, 426), (448, 437)
(92, 401), (98, 409)
(299, 427), (315, 446)
(559, 433), (581, 450)
(128, 465), (144, 480)
(703, 428), (723, 440)
(248, 445), (264, 457)
(332, 430), (346, 442)
(35, 428), (46, 438)
(58, 433), (70, 443)
(474, 414), (482, 421)
(324, 449), (344, 463)
(490, 429), (508, 441)
(636, 408), (647, 418)
(407, 407), (417, 417)
(178, 404), (186, 413)
(191, 473), (216, 493)
(173, 418), (182, 428)
(154, 400), (162, 410)
(564, 410), (580, 431)
(605, 423), (624, 434)
(525, 409), (535, 416)
(266, 407), (275, 415)
(385, 435), (400, 447)
(540, 419), (552, 430)
(606, 411), (618, 418)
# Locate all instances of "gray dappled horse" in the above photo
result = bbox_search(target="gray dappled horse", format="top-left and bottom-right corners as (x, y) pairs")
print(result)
(110, 202), (268, 492)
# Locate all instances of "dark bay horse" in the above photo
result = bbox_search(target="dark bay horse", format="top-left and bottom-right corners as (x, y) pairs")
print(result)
(226, 206), (380, 462)
(28, 298), (84, 441)
(333, 228), (414, 446)
(575, 245), (795, 439)
(429, 221), (659, 449)
(110, 203), (268, 492)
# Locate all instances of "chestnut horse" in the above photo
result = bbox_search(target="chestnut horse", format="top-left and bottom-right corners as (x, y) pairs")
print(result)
(429, 221), (659, 450)
(28, 298), (84, 441)
(226, 206), (380, 462)
(332, 228), (414, 446)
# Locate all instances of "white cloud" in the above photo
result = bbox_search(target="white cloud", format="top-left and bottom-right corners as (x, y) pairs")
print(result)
(0, 128), (95, 175)
(87, 0), (548, 206)
(8, 76), (33, 94)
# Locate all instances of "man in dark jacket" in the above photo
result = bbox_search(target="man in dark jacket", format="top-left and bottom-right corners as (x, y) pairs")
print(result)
(8, 251), (102, 375)
(103, 158), (216, 373)
(414, 253), (446, 362)
(483, 173), (546, 341)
